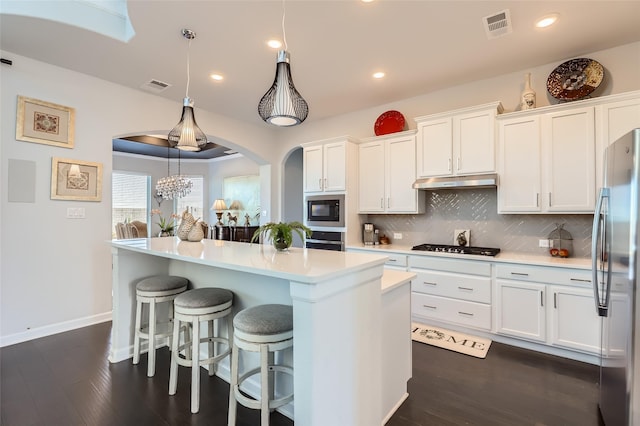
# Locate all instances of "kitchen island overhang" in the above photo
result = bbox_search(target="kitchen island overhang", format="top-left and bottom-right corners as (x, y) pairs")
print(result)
(110, 237), (396, 425)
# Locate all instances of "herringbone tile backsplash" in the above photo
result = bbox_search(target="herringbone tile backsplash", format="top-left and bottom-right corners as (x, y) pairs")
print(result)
(366, 188), (593, 258)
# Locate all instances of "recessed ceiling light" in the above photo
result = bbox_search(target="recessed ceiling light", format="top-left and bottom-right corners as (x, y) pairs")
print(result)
(535, 13), (559, 28)
(210, 74), (224, 81)
(362, 0), (375, 3)
(373, 71), (385, 79)
(267, 39), (282, 49)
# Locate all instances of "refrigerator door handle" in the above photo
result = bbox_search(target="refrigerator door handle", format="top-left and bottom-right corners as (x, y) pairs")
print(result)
(591, 187), (609, 317)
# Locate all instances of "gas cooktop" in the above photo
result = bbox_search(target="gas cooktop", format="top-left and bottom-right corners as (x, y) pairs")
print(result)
(411, 244), (500, 257)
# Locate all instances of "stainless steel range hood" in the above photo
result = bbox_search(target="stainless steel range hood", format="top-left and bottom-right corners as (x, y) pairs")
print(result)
(412, 173), (498, 190)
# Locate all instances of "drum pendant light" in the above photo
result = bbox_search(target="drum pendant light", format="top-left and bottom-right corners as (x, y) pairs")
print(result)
(258, 1), (308, 126)
(168, 28), (207, 151)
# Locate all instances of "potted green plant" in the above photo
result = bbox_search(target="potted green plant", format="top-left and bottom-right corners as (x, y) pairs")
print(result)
(251, 221), (312, 251)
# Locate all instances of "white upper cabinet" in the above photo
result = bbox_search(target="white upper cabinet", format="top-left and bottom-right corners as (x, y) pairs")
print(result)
(415, 102), (503, 178)
(303, 138), (355, 193)
(498, 106), (595, 213)
(358, 131), (425, 214)
(595, 92), (640, 187)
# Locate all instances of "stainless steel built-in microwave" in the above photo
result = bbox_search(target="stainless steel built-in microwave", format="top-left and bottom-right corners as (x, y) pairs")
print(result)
(305, 194), (345, 228)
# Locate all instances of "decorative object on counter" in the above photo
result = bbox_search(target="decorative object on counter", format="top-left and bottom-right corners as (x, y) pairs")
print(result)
(379, 234), (390, 245)
(187, 219), (205, 242)
(211, 199), (227, 225)
(50, 157), (102, 201)
(546, 58), (604, 102)
(454, 229), (470, 246)
(151, 209), (178, 236)
(167, 29), (207, 151)
(156, 145), (193, 200)
(547, 223), (573, 258)
(257, 1), (308, 126)
(244, 213), (251, 226)
(374, 110), (406, 136)
(16, 96), (75, 148)
(251, 221), (312, 251)
(520, 72), (536, 110)
(412, 322), (491, 359)
(177, 209), (198, 241)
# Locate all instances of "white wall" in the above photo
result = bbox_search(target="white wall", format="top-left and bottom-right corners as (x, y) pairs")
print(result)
(1, 41), (639, 345)
(208, 155), (260, 224)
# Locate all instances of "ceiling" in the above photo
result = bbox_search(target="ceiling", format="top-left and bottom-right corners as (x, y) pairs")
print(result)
(2, 1), (640, 157)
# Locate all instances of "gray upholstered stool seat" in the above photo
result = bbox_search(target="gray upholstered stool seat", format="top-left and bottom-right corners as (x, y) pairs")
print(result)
(228, 304), (294, 426)
(133, 275), (188, 377)
(169, 287), (234, 414)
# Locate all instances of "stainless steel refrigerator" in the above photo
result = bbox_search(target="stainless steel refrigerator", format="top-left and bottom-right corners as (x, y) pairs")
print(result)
(592, 128), (640, 425)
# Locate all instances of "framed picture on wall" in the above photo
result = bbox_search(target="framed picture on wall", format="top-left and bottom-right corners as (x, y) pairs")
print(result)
(51, 157), (102, 201)
(16, 96), (75, 148)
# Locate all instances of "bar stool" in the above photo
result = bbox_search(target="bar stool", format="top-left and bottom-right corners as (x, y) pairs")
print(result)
(169, 287), (234, 414)
(133, 275), (188, 377)
(228, 304), (294, 426)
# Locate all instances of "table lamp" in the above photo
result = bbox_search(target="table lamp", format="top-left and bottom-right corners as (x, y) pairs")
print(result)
(211, 199), (227, 225)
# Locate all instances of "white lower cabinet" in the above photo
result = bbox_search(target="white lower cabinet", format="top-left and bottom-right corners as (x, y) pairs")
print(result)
(495, 264), (600, 355)
(496, 280), (546, 342)
(410, 256), (492, 331)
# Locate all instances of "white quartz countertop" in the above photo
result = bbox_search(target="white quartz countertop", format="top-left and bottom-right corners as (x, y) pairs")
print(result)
(381, 270), (416, 294)
(347, 243), (591, 270)
(111, 237), (387, 283)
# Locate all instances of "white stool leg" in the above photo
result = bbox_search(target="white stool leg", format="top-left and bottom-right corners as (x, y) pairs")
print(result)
(191, 317), (201, 414)
(228, 341), (239, 426)
(147, 298), (157, 377)
(168, 316), (180, 396)
(208, 319), (215, 376)
(260, 344), (270, 426)
(168, 300), (175, 350)
(133, 298), (143, 365)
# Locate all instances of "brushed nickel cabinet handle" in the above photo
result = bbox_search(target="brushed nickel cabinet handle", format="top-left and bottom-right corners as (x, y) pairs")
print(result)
(458, 286), (473, 291)
(570, 278), (592, 283)
(423, 281), (437, 286)
(423, 305), (437, 310)
(549, 192), (552, 207)
(540, 291), (544, 307)
(511, 272), (529, 276)
(554, 293), (558, 309)
(458, 311), (474, 317)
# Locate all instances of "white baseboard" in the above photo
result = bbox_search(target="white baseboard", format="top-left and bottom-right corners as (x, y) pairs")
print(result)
(382, 392), (409, 425)
(0, 311), (112, 347)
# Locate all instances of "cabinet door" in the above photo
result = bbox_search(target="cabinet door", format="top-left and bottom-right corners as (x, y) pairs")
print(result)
(596, 97), (640, 187)
(542, 107), (595, 212)
(323, 142), (346, 191)
(386, 135), (418, 212)
(303, 145), (323, 192)
(496, 280), (546, 342)
(549, 286), (601, 354)
(358, 141), (385, 212)
(455, 110), (495, 175)
(416, 118), (452, 177)
(497, 116), (541, 213)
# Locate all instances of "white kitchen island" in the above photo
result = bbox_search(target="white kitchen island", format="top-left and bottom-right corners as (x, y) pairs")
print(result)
(110, 237), (407, 425)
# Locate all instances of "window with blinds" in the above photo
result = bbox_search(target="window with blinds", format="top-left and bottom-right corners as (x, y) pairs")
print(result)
(176, 175), (204, 222)
(112, 172), (150, 237)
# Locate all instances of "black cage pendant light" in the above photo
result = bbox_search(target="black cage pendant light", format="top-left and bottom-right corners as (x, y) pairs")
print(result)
(168, 28), (207, 151)
(258, 1), (308, 126)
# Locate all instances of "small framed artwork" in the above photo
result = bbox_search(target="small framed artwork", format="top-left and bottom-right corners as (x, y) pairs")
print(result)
(51, 157), (102, 201)
(16, 96), (75, 148)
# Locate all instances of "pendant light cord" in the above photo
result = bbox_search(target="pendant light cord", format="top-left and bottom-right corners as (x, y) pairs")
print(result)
(185, 37), (192, 98)
(281, 0), (288, 51)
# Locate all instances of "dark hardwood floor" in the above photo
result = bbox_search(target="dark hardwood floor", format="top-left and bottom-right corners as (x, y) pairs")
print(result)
(1, 322), (602, 426)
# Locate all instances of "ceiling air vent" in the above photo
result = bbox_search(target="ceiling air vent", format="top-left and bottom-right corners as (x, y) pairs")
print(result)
(483, 9), (512, 39)
(140, 79), (171, 93)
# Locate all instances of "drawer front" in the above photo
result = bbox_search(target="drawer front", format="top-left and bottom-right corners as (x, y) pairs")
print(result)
(412, 270), (491, 303)
(409, 255), (491, 276)
(412, 293), (491, 330)
(385, 253), (408, 268)
(496, 264), (592, 287)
